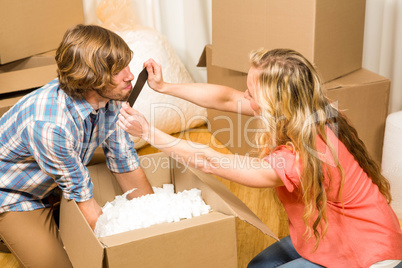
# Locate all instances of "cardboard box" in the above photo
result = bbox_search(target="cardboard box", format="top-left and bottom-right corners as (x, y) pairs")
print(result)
(325, 69), (390, 164)
(201, 45), (390, 163)
(0, 95), (25, 118)
(198, 45), (264, 156)
(212, 0), (366, 82)
(60, 152), (278, 268)
(0, 0), (84, 64)
(0, 51), (57, 94)
(0, 51), (58, 117)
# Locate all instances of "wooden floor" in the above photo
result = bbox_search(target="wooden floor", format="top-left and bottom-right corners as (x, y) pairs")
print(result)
(0, 255), (17, 268)
(5, 126), (401, 267)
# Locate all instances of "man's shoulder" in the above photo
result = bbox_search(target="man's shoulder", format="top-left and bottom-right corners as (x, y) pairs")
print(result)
(27, 79), (74, 123)
(36, 78), (61, 96)
(24, 78), (60, 102)
(3, 79), (61, 119)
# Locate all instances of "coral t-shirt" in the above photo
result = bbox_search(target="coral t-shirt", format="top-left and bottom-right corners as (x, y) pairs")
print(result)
(264, 128), (402, 267)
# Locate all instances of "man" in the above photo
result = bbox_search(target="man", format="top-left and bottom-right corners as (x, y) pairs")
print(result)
(0, 24), (154, 268)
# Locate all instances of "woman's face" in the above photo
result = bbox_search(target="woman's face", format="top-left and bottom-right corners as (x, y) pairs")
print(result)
(244, 67), (261, 115)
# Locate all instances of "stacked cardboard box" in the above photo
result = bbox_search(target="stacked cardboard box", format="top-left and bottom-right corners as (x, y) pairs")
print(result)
(0, 0), (85, 64)
(212, 0), (366, 83)
(205, 0), (390, 163)
(0, 51), (58, 117)
(0, 0), (84, 117)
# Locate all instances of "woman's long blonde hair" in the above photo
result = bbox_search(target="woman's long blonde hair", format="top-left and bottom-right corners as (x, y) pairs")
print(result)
(250, 48), (391, 249)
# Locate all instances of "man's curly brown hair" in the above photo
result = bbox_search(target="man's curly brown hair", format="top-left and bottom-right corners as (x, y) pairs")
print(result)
(55, 24), (132, 99)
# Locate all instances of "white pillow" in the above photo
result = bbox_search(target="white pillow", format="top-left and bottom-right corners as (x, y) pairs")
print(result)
(116, 29), (207, 149)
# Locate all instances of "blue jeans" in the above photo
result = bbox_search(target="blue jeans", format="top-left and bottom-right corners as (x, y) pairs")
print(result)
(248, 236), (402, 268)
(247, 236), (325, 268)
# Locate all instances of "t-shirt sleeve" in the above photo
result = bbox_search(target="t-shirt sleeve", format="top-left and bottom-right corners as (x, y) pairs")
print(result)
(263, 145), (302, 192)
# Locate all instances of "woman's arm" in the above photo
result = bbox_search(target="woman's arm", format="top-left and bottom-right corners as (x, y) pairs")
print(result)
(144, 59), (254, 116)
(118, 103), (282, 188)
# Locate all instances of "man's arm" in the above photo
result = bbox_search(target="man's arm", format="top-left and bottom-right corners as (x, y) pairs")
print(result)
(144, 59), (254, 116)
(24, 122), (104, 231)
(77, 168), (154, 231)
(77, 197), (103, 231)
(112, 167), (154, 200)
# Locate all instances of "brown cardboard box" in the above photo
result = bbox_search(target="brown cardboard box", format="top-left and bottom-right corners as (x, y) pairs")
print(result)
(0, 0), (84, 64)
(0, 51), (57, 94)
(60, 152), (278, 268)
(212, 0), (366, 82)
(325, 69), (390, 163)
(0, 95), (25, 118)
(0, 51), (57, 118)
(198, 45), (264, 156)
(201, 45), (390, 163)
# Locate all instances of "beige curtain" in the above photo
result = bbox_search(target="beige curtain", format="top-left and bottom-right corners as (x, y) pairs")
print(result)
(363, 0), (402, 113)
(129, 0), (212, 83)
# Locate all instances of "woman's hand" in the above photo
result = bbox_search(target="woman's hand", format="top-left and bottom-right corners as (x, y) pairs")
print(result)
(144, 58), (165, 93)
(118, 103), (151, 142)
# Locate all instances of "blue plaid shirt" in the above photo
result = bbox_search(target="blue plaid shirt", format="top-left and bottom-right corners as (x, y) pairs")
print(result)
(0, 79), (139, 213)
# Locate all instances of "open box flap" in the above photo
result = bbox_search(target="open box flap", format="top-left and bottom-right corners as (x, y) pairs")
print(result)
(88, 156), (172, 207)
(172, 159), (279, 241)
(196, 45), (208, 67)
(60, 197), (104, 268)
(138, 153), (175, 187)
(88, 163), (124, 205)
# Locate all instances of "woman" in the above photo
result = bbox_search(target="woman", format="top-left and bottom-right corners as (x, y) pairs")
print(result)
(118, 49), (402, 267)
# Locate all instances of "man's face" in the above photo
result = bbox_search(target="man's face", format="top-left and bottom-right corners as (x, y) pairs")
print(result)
(96, 66), (135, 101)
